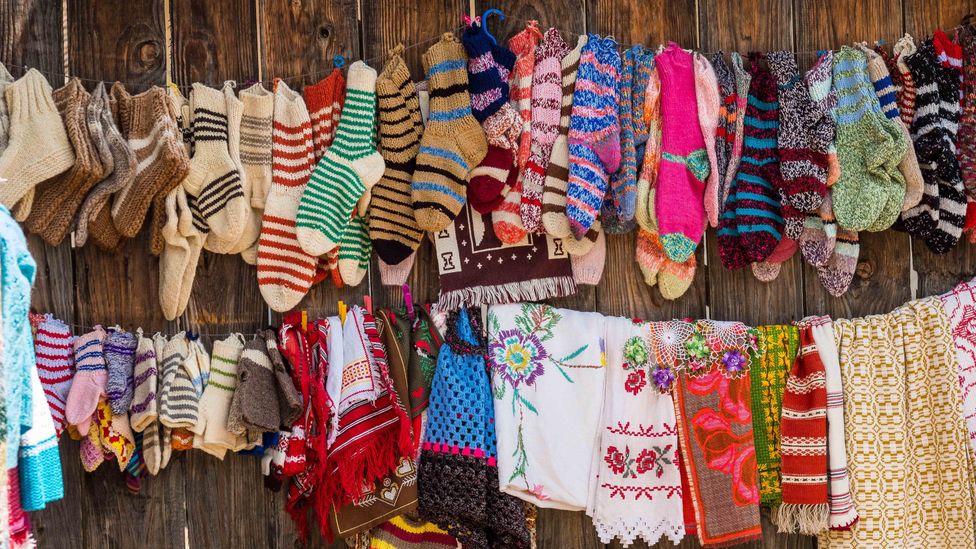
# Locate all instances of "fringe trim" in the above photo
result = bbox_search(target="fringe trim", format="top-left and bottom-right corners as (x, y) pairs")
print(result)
(774, 503), (830, 535)
(437, 276), (577, 311)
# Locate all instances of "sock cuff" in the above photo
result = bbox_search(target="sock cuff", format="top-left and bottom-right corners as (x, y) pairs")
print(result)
(8, 69), (57, 119)
(241, 83), (274, 117)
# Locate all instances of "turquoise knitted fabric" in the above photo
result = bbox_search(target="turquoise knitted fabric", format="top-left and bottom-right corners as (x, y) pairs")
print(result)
(19, 365), (63, 511)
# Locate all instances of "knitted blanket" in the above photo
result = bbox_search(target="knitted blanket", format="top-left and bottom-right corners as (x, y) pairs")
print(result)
(820, 297), (975, 548)
(587, 317), (684, 546)
(434, 203), (576, 310)
(938, 279), (976, 464)
(488, 303), (606, 510)
(748, 325), (798, 506)
(649, 320), (762, 547)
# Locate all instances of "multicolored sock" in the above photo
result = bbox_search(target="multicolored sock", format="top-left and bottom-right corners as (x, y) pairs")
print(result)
(412, 33), (488, 232)
(693, 51), (721, 228)
(635, 63), (662, 233)
(491, 166), (526, 243)
(958, 26), (976, 202)
(722, 53), (752, 205)
(469, 144), (513, 214)
(296, 61), (384, 256)
(818, 229), (859, 297)
(338, 215), (371, 287)
(462, 22), (511, 122)
(799, 193), (837, 268)
(805, 51), (841, 188)
(34, 314), (75, 438)
(893, 35), (918, 127)
(566, 35), (621, 239)
(709, 51), (737, 224)
(508, 21), (544, 171)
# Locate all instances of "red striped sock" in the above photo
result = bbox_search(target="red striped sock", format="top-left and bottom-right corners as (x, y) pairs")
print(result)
(33, 314), (75, 438)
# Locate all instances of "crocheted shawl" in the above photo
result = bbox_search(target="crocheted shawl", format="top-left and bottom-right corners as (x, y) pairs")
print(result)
(649, 319), (762, 547)
(587, 317), (684, 546)
(748, 325), (797, 506)
(821, 297), (974, 547)
(488, 303), (606, 510)
(776, 325), (828, 534)
(433, 204), (576, 311)
(418, 308), (530, 549)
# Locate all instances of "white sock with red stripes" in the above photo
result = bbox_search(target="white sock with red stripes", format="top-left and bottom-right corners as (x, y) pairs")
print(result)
(34, 314), (75, 438)
(257, 82), (319, 312)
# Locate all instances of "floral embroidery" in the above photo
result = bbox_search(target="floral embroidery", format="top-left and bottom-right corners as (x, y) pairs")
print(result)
(722, 350), (747, 376)
(490, 329), (548, 388)
(625, 370), (647, 395)
(604, 444), (675, 480)
(605, 445), (633, 476)
(635, 445), (674, 478)
(530, 484), (550, 501)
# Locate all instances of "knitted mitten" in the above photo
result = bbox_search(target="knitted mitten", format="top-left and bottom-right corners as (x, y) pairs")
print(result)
(541, 34), (587, 238)
(767, 51), (829, 217)
(893, 35), (918, 127)
(227, 335), (280, 435)
(654, 43), (709, 262)
(462, 22), (512, 122)
(338, 215), (372, 287)
(412, 33), (488, 232)
(369, 50), (424, 264)
(296, 61), (383, 256)
(805, 51), (841, 188)
(723, 53), (752, 201)
(129, 330), (159, 433)
(491, 167), (527, 244)
(34, 314), (75, 438)
(25, 78), (104, 246)
(520, 27), (568, 233)
(104, 328), (137, 416)
(818, 229), (859, 297)
(693, 52), (721, 228)
(831, 47), (905, 232)
(112, 86), (189, 238)
(469, 144), (514, 213)
(65, 326), (107, 435)
(257, 82), (318, 312)
(799, 193), (838, 268)
(304, 68), (346, 162)
(570, 226), (606, 285)
(159, 187), (204, 321)
(566, 35), (621, 239)
(0, 69), (75, 209)
(193, 334), (245, 455)
(239, 83), (275, 264)
(709, 51), (737, 222)
(508, 21), (544, 171)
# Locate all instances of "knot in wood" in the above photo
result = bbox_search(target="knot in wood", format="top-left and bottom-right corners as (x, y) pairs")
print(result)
(855, 260), (873, 280)
(318, 25), (331, 39)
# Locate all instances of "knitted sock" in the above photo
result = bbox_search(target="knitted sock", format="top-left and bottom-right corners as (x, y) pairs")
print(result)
(24, 79), (104, 245)
(129, 330), (159, 433)
(635, 63), (662, 233)
(159, 187), (203, 321)
(462, 23), (512, 122)
(751, 236), (798, 282)
(369, 51), (424, 264)
(799, 193), (837, 268)
(767, 51), (829, 214)
(257, 82), (318, 312)
(304, 68), (346, 162)
(0, 69), (75, 208)
(831, 47), (905, 232)
(709, 51), (737, 222)
(722, 53), (752, 203)
(182, 83), (248, 246)
(563, 219), (601, 256)
(491, 166), (527, 243)
(483, 100), (521, 152)
(469, 144), (514, 214)
(34, 314), (75, 438)
(378, 251), (415, 286)
(541, 34), (586, 238)
(0, 64), (13, 155)
(693, 51), (722, 228)
(337, 215), (371, 286)
(570, 225), (606, 285)
(894, 35), (918, 127)
(193, 334), (245, 454)
(959, 26), (976, 203)
(508, 22), (544, 171)
(636, 228), (664, 285)
(566, 35), (621, 239)
(818, 229), (859, 297)
(412, 33), (488, 232)
(929, 33), (967, 252)
(805, 51), (841, 188)
(75, 83), (136, 248)
(296, 62), (384, 256)
(112, 86), (189, 238)
(104, 328), (137, 416)
(238, 83), (274, 264)
(658, 253), (696, 300)
(654, 43), (709, 262)
(142, 422), (162, 475)
(601, 45), (639, 233)
(205, 83), (256, 254)
(65, 326), (107, 435)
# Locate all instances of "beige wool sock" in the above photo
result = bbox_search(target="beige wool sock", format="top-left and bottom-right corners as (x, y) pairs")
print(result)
(12, 191), (33, 221)
(0, 69), (75, 209)
(205, 83), (254, 254)
(237, 83), (274, 265)
(183, 83), (248, 247)
(159, 187), (204, 321)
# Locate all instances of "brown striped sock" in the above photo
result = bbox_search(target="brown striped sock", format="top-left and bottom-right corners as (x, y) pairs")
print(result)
(368, 49), (424, 265)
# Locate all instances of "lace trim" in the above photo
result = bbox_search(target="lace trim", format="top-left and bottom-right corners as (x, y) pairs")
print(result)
(591, 515), (685, 547)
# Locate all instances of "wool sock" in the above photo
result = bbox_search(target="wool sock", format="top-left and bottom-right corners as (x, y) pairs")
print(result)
(566, 35), (621, 239)
(158, 333), (197, 430)
(654, 43), (709, 262)
(636, 227), (664, 286)
(508, 21), (544, 171)
(34, 314), (75, 438)
(296, 61), (383, 256)
(710, 51), (737, 222)
(492, 165), (527, 243)
(378, 251), (415, 286)
(805, 51), (841, 189)
(799, 193), (837, 268)
(111, 86), (189, 238)
(894, 35), (918, 127)
(767, 51), (829, 215)
(159, 187), (204, 321)
(751, 236), (798, 282)
(85, 81), (115, 198)
(469, 144), (513, 213)
(541, 34), (587, 238)
(257, 82), (318, 312)
(818, 229), (859, 297)
(722, 53), (752, 204)
(0, 69), (75, 208)
(930, 32), (967, 252)
(369, 50), (424, 264)
(601, 45), (641, 233)
(129, 330), (159, 433)
(693, 51), (722, 228)
(412, 33), (488, 231)
(462, 23), (512, 122)
(520, 27), (568, 233)
(24, 79), (104, 245)
(337, 215), (371, 286)
(635, 227), (695, 299)
(193, 334), (245, 454)
(959, 26), (976, 203)
(570, 225), (606, 285)
(304, 68), (346, 162)
(563, 219), (601, 256)
(204, 83), (252, 253)
(65, 326), (107, 435)
(0, 64), (13, 155)
(635, 62), (662, 233)
(75, 83), (136, 248)
(238, 83), (275, 264)
(104, 328), (137, 417)
(483, 100), (521, 152)
(831, 47), (905, 232)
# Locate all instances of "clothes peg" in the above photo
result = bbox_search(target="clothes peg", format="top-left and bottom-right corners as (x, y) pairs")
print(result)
(402, 284), (415, 323)
(301, 310), (308, 332)
(338, 301), (347, 325)
(363, 295), (373, 316)
(481, 9), (505, 44)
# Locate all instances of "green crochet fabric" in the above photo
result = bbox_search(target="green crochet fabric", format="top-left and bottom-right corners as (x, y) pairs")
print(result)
(749, 324), (799, 506)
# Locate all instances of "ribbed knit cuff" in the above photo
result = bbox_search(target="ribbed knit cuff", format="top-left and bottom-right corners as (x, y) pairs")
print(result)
(346, 60), (377, 93)
(379, 253), (415, 286)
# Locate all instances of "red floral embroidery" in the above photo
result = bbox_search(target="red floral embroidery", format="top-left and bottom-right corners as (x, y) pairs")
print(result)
(624, 369), (647, 395)
(691, 407), (759, 506)
(686, 368), (752, 424)
(605, 446), (628, 475)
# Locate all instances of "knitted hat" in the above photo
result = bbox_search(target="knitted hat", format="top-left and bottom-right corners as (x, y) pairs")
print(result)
(104, 327), (137, 416)
(65, 325), (108, 435)
(570, 226), (606, 285)
(33, 314), (75, 438)
(129, 330), (159, 433)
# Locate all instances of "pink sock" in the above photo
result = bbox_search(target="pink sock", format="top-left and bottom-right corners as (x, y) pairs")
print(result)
(65, 325), (107, 434)
(655, 42), (708, 263)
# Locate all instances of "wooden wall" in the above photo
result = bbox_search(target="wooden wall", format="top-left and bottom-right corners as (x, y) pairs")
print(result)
(6, 0), (974, 547)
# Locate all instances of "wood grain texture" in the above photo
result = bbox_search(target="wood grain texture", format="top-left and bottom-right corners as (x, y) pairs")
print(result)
(0, 0), (62, 78)
(478, 0), (587, 48)
(170, 0), (259, 87)
(259, 0), (359, 90)
(587, 0), (698, 47)
(361, 0), (468, 78)
(904, 0), (976, 35)
(698, 0), (794, 53)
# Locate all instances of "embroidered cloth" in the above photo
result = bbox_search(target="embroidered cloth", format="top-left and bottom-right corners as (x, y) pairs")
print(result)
(939, 279), (976, 464)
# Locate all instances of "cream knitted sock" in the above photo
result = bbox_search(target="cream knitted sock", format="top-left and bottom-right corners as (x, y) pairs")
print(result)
(159, 187), (203, 321)
(238, 83), (274, 265)
(206, 83), (253, 253)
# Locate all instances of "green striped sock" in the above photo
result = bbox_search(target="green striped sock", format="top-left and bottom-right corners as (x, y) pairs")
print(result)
(338, 215), (372, 286)
(296, 61), (385, 256)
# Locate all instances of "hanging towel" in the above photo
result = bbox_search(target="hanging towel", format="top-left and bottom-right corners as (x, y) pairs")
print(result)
(939, 279), (976, 464)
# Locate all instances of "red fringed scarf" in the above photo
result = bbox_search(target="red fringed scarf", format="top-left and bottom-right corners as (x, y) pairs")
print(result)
(776, 325), (829, 534)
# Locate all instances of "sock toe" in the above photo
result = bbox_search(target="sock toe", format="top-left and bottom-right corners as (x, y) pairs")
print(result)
(660, 232), (696, 262)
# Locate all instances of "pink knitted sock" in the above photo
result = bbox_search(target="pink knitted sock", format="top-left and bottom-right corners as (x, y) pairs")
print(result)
(492, 166), (527, 243)
(508, 21), (543, 171)
(570, 225), (606, 284)
(65, 325), (107, 434)
(655, 42), (708, 263)
(695, 53), (722, 228)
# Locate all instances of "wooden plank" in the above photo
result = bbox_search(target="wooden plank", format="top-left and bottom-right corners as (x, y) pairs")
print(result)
(0, 0), (63, 78)
(259, 0), (359, 90)
(170, 0), (259, 87)
(697, 0), (794, 54)
(586, 0), (698, 48)
(361, 0), (469, 79)
(904, 0), (976, 35)
(479, 0), (587, 47)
